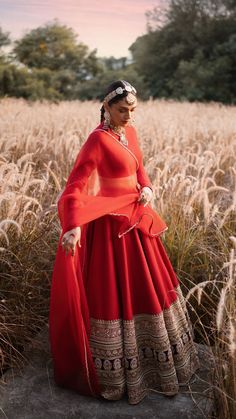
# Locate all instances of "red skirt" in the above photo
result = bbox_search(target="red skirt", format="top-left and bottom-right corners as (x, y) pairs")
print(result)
(49, 214), (200, 405)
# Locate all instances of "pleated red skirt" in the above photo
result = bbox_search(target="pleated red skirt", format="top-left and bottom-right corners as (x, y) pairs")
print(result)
(76, 214), (200, 404)
(83, 214), (179, 318)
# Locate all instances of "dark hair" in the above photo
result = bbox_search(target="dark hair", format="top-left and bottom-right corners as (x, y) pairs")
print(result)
(100, 80), (137, 123)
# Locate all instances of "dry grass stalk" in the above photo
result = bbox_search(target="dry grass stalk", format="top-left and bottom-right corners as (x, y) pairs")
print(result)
(0, 98), (235, 416)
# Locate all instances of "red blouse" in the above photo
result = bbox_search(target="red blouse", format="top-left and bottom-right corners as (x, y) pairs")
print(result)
(49, 123), (168, 397)
(58, 123), (167, 237)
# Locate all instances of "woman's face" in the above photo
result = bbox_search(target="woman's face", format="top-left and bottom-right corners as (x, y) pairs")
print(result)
(104, 96), (137, 127)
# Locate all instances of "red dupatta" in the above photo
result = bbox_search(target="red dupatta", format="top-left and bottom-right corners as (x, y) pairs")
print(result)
(49, 123), (168, 397)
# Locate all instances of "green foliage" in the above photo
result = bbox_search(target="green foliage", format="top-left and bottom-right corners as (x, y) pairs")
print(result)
(0, 27), (10, 64)
(0, 64), (60, 100)
(0, 21), (107, 101)
(1, 1), (236, 103)
(0, 21), (148, 101)
(75, 62), (149, 101)
(13, 20), (97, 78)
(0, 27), (10, 48)
(130, 0), (236, 103)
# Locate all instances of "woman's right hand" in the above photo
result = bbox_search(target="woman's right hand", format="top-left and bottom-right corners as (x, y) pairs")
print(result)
(61, 226), (82, 256)
(137, 186), (153, 207)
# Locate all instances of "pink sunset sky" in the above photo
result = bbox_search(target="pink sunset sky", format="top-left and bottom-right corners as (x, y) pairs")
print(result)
(0, 0), (163, 58)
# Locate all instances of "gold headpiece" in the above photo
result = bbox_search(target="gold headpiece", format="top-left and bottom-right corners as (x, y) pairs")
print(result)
(104, 84), (137, 103)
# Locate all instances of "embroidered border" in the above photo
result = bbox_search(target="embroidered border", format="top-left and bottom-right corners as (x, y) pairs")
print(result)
(89, 284), (200, 404)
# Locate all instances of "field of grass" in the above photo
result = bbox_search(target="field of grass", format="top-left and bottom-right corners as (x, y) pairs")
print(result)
(0, 98), (235, 417)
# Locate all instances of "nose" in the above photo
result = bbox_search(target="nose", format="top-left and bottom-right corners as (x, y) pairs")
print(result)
(125, 110), (132, 120)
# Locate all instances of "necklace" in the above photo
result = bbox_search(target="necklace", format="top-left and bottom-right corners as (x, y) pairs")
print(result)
(108, 123), (129, 147)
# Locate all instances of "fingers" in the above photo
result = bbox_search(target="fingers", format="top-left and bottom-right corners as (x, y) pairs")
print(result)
(61, 233), (81, 255)
(63, 241), (76, 256)
(137, 192), (145, 202)
(138, 197), (147, 205)
(138, 193), (149, 206)
(62, 239), (72, 256)
(138, 188), (153, 206)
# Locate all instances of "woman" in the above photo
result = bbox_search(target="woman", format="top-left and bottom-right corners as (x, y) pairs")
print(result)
(49, 80), (200, 405)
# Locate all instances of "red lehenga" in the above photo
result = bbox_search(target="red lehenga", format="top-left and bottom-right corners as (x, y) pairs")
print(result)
(49, 123), (200, 404)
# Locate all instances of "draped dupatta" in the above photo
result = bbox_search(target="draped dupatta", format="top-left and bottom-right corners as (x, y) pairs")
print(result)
(49, 124), (168, 396)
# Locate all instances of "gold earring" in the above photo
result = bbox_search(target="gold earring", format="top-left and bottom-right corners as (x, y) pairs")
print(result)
(103, 110), (110, 129)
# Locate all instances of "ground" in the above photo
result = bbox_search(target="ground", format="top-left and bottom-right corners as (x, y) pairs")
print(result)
(0, 326), (216, 419)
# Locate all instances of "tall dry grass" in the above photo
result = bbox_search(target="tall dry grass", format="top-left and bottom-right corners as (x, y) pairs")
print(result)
(0, 98), (235, 417)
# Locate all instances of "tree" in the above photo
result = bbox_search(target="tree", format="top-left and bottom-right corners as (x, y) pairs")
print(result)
(100, 56), (128, 71)
(0, 27), (10, 47)
(0, 27), (11, 63)
(13, 20), (100, 80)
(74, 64), (149, 101)
(130, 0), (236, 103)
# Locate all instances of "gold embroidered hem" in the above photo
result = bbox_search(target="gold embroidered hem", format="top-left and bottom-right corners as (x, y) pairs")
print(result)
(89, 284), (200, 405)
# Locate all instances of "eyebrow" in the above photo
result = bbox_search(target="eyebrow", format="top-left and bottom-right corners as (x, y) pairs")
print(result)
(118, 105), (137, 110)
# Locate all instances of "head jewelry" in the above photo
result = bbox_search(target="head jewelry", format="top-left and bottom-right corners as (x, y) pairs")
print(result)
(103, 84), (137, 104)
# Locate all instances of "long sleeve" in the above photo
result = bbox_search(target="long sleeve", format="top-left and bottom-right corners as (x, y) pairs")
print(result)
(58, 131), (101, 233)
(65, 131), (101, 192)
(136, 157), (153, 191)
(132, 127), (153, 191)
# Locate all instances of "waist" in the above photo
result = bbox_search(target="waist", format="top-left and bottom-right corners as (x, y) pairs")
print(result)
(97, 173), (138, 195)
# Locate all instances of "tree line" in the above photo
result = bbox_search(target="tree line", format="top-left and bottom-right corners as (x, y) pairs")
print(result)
(0, 0), (236, 103)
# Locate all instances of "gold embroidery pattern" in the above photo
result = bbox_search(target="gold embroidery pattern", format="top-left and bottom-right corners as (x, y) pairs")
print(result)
(89, 285), (200, 404)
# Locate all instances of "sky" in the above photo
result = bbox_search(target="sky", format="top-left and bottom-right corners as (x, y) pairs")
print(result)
(0, 0), (161, 58)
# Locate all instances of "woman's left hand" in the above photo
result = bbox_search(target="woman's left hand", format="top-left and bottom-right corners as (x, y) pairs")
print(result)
(61, 226), (82, 256)
(137, 186), (153, 207)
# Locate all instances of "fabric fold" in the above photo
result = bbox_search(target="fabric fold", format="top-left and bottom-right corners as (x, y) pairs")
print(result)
(49, 237), (101, 396)
(58, 189), (168, 239)
(49, 123), (169, 397)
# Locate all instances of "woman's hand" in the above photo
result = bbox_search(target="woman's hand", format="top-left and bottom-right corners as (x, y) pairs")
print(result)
(61, 226), (82, 256)
(137, 186), (153, 207)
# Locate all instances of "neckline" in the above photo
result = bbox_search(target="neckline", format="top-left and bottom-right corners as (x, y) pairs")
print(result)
(94, 128), (139, 169)
(100, 122), (127, 138)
